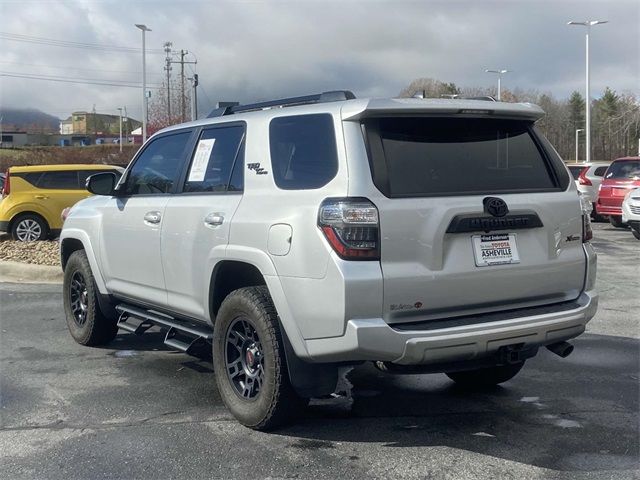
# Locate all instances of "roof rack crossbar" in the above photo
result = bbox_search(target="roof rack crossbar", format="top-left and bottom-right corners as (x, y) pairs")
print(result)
(207, 90), (356, 118)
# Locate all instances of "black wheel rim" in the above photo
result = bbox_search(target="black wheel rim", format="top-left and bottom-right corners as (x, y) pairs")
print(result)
(70, 271), (89, 327)
(225, 317), (264, 400)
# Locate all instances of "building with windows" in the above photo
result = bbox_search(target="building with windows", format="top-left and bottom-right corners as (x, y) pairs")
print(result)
(60, 112), (141, 136)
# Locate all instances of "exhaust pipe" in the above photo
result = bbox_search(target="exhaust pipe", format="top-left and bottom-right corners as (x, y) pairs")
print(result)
(546, 341), (574, 358)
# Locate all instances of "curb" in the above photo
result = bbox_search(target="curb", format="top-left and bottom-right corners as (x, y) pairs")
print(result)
(0, 260), (63, 284)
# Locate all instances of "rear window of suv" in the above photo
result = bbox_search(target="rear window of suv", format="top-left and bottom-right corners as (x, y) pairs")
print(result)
(605, 160), (640, 180)
(364, 117), (559, 197)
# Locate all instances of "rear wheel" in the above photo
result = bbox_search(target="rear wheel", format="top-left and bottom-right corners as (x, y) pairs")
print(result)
(63, 250), (118, 346)
(213, 286), (307, 430)
(609, 216), (627, 228)
(11, 213), (49, 241)
(446, 362), (524, 388)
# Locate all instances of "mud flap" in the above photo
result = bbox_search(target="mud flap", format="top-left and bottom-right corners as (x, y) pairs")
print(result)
(279, 321), (339, 398)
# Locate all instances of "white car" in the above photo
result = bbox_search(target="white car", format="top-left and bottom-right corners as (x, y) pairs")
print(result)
(567, 162), (610, 219)
(60, 92), (597, 430)
(622, 187), (640, 240)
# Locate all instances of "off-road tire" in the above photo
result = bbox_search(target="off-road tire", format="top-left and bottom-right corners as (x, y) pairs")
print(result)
(213, 286), (307, 430)
(63, 250), (118, 346)
(446, 362), (524, 388)
(11, 213), (49, 241)
(632, 228), (640, 240)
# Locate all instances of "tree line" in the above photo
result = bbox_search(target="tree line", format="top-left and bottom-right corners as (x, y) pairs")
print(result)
(399, 78), (640, 161)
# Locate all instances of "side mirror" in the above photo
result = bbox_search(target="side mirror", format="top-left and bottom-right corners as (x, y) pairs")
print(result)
(86, 172), (117, 196)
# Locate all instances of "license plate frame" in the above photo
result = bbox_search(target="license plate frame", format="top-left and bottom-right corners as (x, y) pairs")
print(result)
(472, 233), (520, 267)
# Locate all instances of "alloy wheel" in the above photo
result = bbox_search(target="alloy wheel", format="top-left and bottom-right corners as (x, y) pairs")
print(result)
(225, 317), (265, 399)
(15, 219), (42, 241)
(70, 271), (89, 327)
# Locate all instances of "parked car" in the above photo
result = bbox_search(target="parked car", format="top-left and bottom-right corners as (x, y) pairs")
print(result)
(596, 157), (640, 227)
(60, 92), (597, 430)
(567, 162), (610, 220)
(0, 164), (123, 241)
(622, 187), (640, 240)
(0, 172), (5, 195)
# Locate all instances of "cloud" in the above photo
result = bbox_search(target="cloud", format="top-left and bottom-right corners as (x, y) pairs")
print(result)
(0, 0), (637, 121)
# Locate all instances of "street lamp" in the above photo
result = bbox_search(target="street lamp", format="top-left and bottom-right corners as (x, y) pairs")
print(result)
(485, 69), (509, 101)
(568, 20), (608, 162)
(575, 128), (584, 163)
(135, 23), (151, 143)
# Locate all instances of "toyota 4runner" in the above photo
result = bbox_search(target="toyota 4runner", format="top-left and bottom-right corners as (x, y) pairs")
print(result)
(60, 91), (598, 430)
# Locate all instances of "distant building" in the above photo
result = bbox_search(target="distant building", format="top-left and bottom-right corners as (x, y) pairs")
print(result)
(60, 118), (73, 134)
(67, 111), (141, 136)
(0, 131), (28, 147)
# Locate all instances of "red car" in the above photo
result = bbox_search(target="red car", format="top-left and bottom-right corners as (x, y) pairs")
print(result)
(596, 156), (640, 227)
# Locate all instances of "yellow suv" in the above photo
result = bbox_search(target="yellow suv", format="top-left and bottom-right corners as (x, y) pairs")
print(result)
(0, 164), (123, 241)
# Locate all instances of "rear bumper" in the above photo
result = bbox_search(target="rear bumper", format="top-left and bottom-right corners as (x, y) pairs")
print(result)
(596, 199), (622, 216)
(305, 290), (597, 364)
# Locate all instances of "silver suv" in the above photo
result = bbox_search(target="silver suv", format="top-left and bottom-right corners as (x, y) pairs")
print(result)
(60, 91), (598, 430)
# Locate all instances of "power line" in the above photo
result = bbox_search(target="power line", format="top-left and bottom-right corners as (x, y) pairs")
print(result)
(0, 60), (164, 77)
(0, 32), (164, 54)
(0, 71), (164, 89)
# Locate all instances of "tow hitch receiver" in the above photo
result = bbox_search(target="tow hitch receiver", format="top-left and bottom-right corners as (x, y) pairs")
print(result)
(497, 344), (538, 365)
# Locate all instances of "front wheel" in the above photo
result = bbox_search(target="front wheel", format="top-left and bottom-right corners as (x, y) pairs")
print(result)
(213, 286), (307, 430)
(446, 362), (524, 388)
(63, 250), (118, 346)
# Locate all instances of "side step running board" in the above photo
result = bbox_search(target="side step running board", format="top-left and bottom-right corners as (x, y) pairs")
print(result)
(115, 304), (212, 355)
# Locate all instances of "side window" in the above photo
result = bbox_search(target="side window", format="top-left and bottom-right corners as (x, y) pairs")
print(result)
(269, 114), (338, 190)
(38, 171), (79, 189)
(123, 131), (191, 195)
(183, 125), (245, 193)
(594, 166), (608, 177)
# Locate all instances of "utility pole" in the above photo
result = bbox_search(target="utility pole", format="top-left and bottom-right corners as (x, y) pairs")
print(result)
(135, 24), (151, 143)
(167, 49), (197, 123)
(117, 107), (123, 153)
(188, 74), (199, 121)
(164, 41), (173, 122)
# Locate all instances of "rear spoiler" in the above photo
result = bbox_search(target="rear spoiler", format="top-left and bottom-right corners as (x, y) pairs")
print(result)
(341, 98), (545, 121)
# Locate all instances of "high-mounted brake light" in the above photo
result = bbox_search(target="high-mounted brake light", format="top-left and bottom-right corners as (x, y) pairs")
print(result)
(318, 198), (380, 260)
(578, 168), (592, 186)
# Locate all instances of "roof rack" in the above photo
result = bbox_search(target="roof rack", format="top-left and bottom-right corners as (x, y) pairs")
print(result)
(207, 90), (356, 118)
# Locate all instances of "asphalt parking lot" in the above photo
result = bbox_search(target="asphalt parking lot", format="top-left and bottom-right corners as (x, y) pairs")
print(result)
(1, 223), (638, 479)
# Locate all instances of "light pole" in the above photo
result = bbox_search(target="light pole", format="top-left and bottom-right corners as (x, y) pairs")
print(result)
(575, 128), (584, 163)
(568, 20), (608, 162)
(135, 24), (151, 143)
(117, 107), (123, 153)
(485, 69), (509, 101)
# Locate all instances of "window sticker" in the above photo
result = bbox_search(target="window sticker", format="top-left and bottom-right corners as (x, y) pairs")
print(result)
(188, 138), (216, 182)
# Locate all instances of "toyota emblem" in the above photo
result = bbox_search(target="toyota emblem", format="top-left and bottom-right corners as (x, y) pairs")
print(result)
(483, 197), (509, 217)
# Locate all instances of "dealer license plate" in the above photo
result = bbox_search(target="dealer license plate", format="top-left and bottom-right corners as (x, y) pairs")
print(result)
(472, 234), (520, 267)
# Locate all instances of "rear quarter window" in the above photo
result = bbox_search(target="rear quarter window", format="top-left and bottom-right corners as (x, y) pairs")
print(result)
(269, 114), (338, 190)
(364, 117), (560, 197)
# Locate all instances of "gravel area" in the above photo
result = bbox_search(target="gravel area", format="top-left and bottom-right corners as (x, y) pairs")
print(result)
(0, 239), (60, 266)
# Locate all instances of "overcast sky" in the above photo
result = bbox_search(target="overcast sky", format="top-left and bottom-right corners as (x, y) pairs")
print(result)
(0, 0), (638, 121)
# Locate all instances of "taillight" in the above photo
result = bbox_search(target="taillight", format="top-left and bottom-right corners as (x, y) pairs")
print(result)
(578, 168), (592, 186)
(579, 194), (593, 242)
(1, 171), (9, 197)
(318, 198), (380, 260)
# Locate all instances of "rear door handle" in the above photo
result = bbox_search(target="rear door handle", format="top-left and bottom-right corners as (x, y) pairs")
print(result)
(204, 213), (224, 227)
(35, 195), (49, 200)
(144, 211), (162, 225)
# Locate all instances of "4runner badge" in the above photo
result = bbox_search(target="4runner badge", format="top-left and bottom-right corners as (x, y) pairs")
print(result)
(247, 163), (268, 175)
